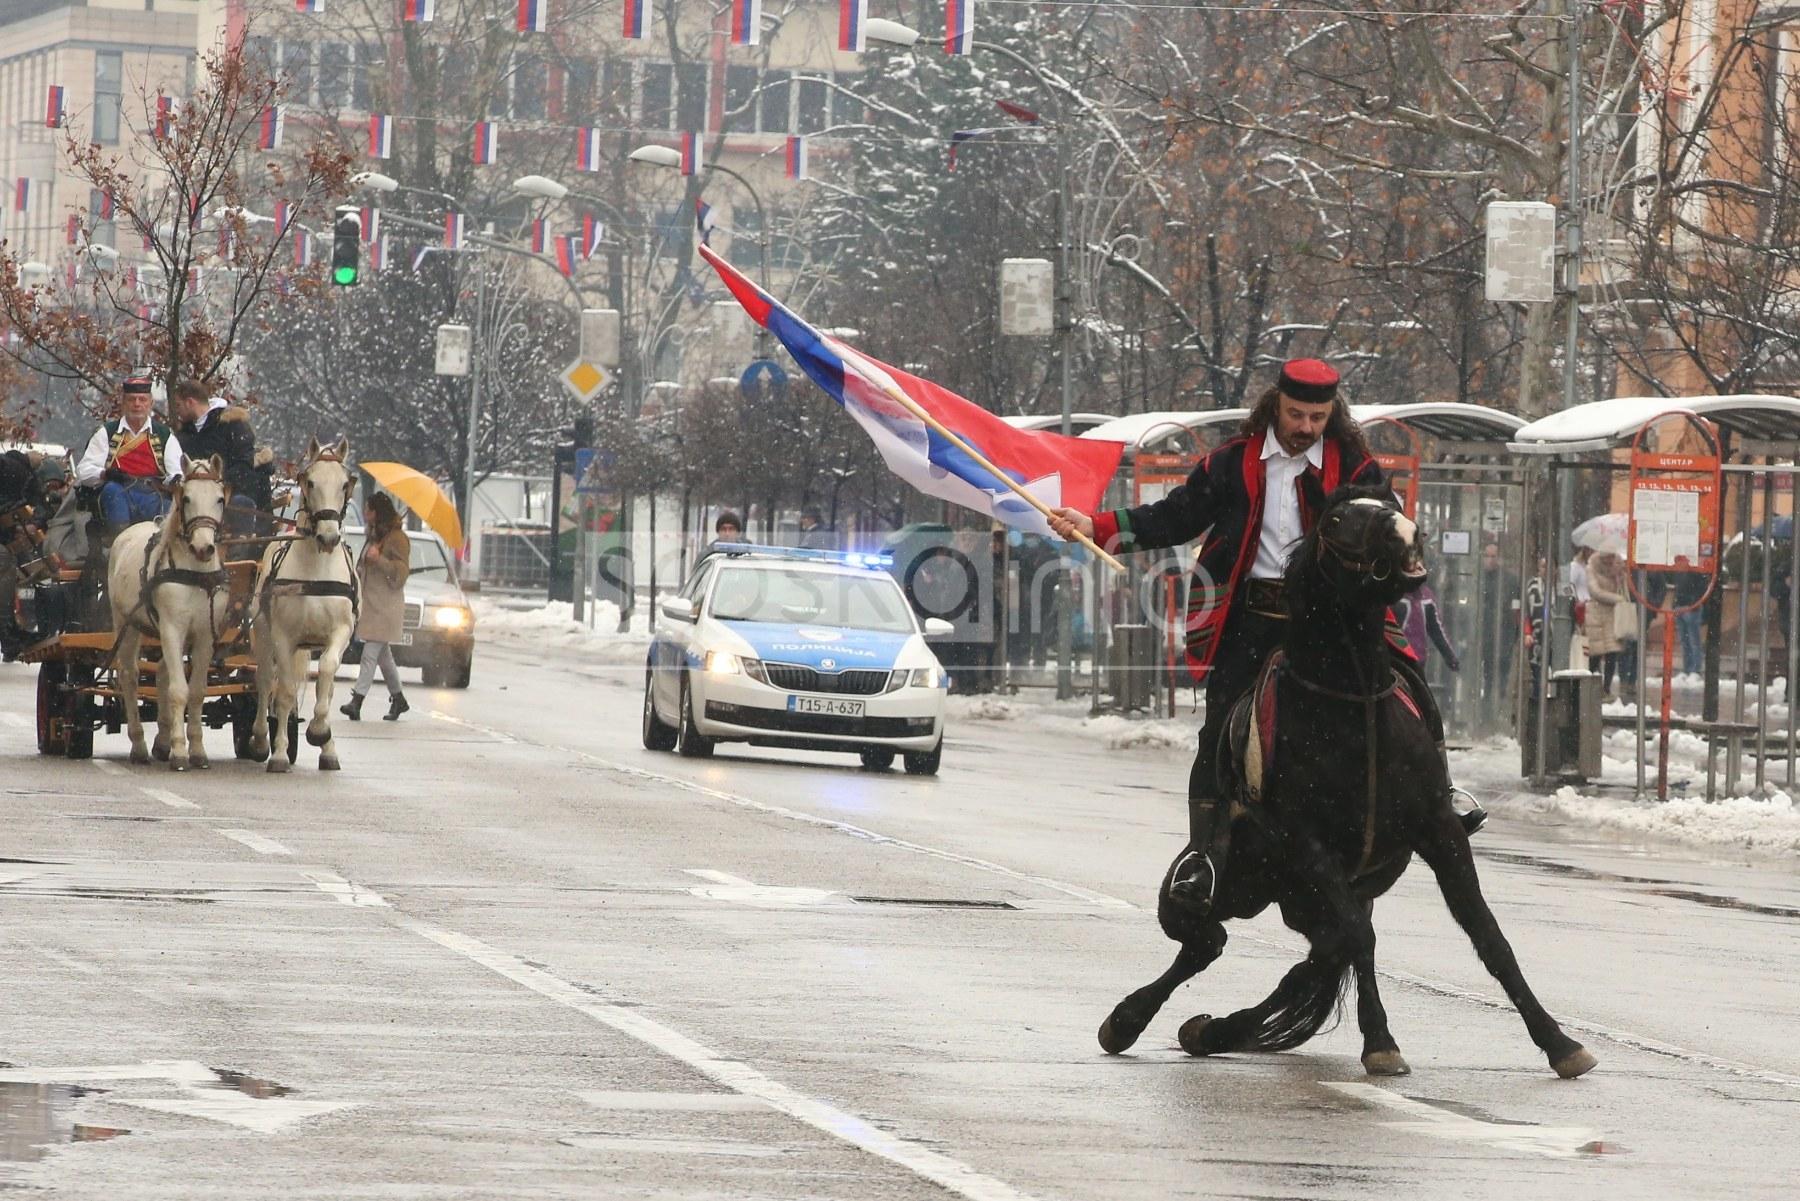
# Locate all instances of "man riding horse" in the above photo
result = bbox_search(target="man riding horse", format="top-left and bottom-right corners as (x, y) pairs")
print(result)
(1049, 359), (1482, 912)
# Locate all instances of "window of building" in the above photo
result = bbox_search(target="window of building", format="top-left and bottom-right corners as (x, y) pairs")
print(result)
(566, 58), (597, 123)
(675, 61), (707, 133)
(760, 69), (790, 134)
(93, 51), (122, 145)
(795, 76), (828, 134)
(514, 55), (547, 121)
(283, 42), (313, 108)
(724, 65), (757, 132)
(318, 43), (349, 110)
(601, 59), (630, 122)
(641, 62), (672, 131)
(352, 42), (373, 111)
(832, 71), (867, 127)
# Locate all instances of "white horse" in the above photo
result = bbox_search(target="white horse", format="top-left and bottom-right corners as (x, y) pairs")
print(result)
(107, 456), (230, 771)
(250, 437), (358, 772)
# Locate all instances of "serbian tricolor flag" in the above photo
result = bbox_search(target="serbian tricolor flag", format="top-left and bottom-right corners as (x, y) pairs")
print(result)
(92, 189), (115, 220)
(402, 0), (435, 19)
(66, 261), (78, 290)
(785, 135), (808, 180)
(678, 131), (699, 175)
(295, 0), (323, 12)
(374, 237), (393, 271)
(273, 199), (292, 234)
(622, 0), (646, 38)
(14, 178), (27, 212)
(730, 0), (760, 45)
(699, 244), (1123, 536)
(66, 215), (79, 245)
(554, 234), (579, 277)
(155, 94), (176, 139)
(577, 127), (601, 172)
(293, 232), (312, 267)
(46, 85), (65, 128)
(411, 246), (431, 271)
(516, 0), (545, 32)
(472, 121), (496, 164)
(258, 106), (284, 150)
(694, 198), (717, 245)
(368, 114), (393, 159)
(839, 0), (867, 51)
(444, 211), (466, 249)
(945, 0), (974, 55)
(530, 218), (548, 254)
(581, 213), (602, 258)
(360, 205), (380, 243)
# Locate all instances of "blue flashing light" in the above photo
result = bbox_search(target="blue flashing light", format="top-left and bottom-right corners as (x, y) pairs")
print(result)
(711, 543), (894, 570)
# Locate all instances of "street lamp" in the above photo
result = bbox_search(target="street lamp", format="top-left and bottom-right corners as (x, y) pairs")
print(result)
(627, 144), (770, 293)
(19, 261), (53, 289)
(864, 18), (921, 47)
(352, 171), (461, 212)
(512, 174), (567, 202)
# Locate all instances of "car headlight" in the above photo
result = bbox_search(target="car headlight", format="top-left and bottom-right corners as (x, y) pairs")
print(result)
(431, 605), (471, 629)
(705, 649), (742, 675)
(908, 666), (943, 688)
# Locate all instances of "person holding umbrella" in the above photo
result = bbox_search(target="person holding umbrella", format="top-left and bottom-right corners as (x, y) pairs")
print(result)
(340, 493), (411, 722)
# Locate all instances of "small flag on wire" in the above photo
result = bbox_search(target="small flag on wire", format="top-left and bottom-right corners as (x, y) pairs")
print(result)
(66, 261), (77, 290)
(402, 0), (435, 19)
(293, 231), (312, 267)
(46, 85), (65, 128)
(412, 245), (431, 271)
(360, 205), (380, 243)
(694, 197), (717, 245)
(188, 192), (203, 220)
(730, 0), (761, 45)
(66, 215), (79, 245)
(945, 0), (974, 55)
(218, 225), (235, 259)
(582, 213), (602, 258)
(678, 131), (699, 175)
(155, 94), (176, 139)
(295, 0), (323, 13)
(188, 266), (203, 293)
(368, 114), (393, 159)
(530, 218), (548, 255)
(996, 99), (1040, 124)
(839, 0), (867, 51)
(554, 234), (579, 277)
(258, 106), (284, 150)
(124, 265), (139, 292)
(577, 127), (601, 172)
(273, 199), (292, 234)
(516, 0), (545, 33)
(92, 189), (115, 220)
(14, 178), (27, 212)
(785, 135), (808, 180)
(946, 127), (1005, 171)
(444, 211), (466, 249)
(472, 121), (496, 165)
(622, 0), (646, 38)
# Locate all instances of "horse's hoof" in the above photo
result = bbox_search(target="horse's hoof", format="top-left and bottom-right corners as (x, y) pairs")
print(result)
(169, 758), (188, 773)
(266, 758), (291, 775)
(1362, 1050), (1411, 1076)
(247, 738), (268, 761)
(129, 745), (150, 765)
(305, 725), (330, 748)
(1552, 1046), (1597, 1079)
(1177, 1014), (1216, 1057)
(192, 756), (209, 770)
(319, 754), (341, 772)
(1099, 1011), (1145, 1055)
(150, 739), (170, 763)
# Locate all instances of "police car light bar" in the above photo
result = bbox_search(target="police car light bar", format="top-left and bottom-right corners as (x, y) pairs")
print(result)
(710, 543), (894, 569)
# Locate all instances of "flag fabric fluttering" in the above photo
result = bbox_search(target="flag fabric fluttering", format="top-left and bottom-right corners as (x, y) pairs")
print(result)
(530, 218), (548, 255)
(372, 237), (392, 271)
(155, 95), (176, 139)
(730, 0), (761, 45)
(785, 135), (808, 180)
(295, 0), (323, 13)
(369, 114), (393, 159)
(554, 234), (579, 277)
(402, 0), (435, 19)
(472, 121), (496, 164)
(678, 131), (699, 175)
(996, 98), (1041, 125)
(622, 0), (646, 38)
(411, 246), (431, 272)
(577, 126), (601, 172)
(839, 0), (867, 51)
(65, 261), (77, 290)
(273, 199), (292, 234)
(946, 128), (1000, 171)
(697, 244), (1124, 537)
(694, 198), (717, 245)
(359, 205), (380, 244)
(516, 0), (545, 33)
(444, 212), (466, 249)
(65, 215), (79, 246)
(293, 231), (311, 267)
(258, 106), (284, 150)
(945, 0), (974, 55)
(92, 189), (114, 220)
(582, 213), (602, 258)
(14, 178), (27, 212)
(45, 85), (65, 128)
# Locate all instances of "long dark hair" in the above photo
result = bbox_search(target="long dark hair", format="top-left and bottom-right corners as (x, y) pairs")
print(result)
(1241, 385), (1371, 462)
(367, 491), (399, 537)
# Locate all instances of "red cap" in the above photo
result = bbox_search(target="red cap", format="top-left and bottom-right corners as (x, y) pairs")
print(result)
(1278, 359), (1339, 404)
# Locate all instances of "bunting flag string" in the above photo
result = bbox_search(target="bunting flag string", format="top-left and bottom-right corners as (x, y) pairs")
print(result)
(839, 0), (867, 52)
(577, 126), (601, 172)
(554, 234), (579, 277)
(785, 135), (808, 180)
(369, 114), (393, 159)
(472, 121), (496, 165)
(581, 213), (602, 258)
(258, 106), (284, 150)
(360, 205), (380, 244)
(46, 85), (65, 129)
(622, 0), (647, 39)
(946, 0), (975, 55)
(530, 218), (548, 255)
(444, 212), (466, 249)
(92, 189), (115, 220)
(372, 236), (392, 271)
(402, 0), (435, 20)
(731, 0), (761, 46)
(411, 246), (431, 271)
(517, 0), (546, 33)
(678, 131), (699, 175)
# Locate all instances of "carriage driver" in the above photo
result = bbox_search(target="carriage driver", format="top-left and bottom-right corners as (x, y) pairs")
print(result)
(1048, 359), (1482, 913)
(74, 374), (187, 536)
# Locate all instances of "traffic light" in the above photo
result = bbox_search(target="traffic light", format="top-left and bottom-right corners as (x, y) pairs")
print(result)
(330, 205), (361, 286)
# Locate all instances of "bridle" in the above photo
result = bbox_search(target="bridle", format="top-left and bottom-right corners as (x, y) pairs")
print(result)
(297, 448), (353, 536)
(1316, 504), (1400, 582)
(171, 464), (225, 550)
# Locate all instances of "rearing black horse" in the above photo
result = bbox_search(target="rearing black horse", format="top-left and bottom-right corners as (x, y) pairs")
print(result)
(1099, 487), (1596, 1080)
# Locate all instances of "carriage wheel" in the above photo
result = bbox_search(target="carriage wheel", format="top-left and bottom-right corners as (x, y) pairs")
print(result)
(36, 661), (68, 756)
(231, 692), (263, 760)
(63, 662), (95, 760)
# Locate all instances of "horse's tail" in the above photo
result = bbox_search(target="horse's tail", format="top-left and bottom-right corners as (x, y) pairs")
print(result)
(1232, 955), (1351, 1054)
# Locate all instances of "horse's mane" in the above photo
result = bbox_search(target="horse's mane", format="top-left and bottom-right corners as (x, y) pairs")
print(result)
(1282, 484), (1394, 622)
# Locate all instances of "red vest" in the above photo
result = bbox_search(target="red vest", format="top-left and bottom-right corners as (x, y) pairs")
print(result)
(106, 418), (169, 479)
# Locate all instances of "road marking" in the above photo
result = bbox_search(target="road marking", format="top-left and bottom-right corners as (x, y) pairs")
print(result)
(428, 711), (517, 743)
(1325, 1083), (1603, 1160)
(429, 709), (1130, 910)
(398, 915), (1045, 1201)
(117, 1095), (357, 1132)
(302, 871), (389, 907)
(218, 829), (293, 857)
(140, 787), (198, 810)
(575, 1090), (772, 1113)
(558, 1133), (787, 1157)
(683, 868), (836, 908)
(92, 759), (126, 776)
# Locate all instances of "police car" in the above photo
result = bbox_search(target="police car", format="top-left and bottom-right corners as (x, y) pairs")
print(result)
(642, 544), (952, 774)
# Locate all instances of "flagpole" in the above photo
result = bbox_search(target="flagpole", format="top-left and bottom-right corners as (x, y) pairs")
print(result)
(834, 353), (1125, 574)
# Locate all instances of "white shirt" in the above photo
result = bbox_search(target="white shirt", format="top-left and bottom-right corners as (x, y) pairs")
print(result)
(1569, 558), (1590, 602)
(75, 414), (186, 486)
(1251, 435), (1325, 580)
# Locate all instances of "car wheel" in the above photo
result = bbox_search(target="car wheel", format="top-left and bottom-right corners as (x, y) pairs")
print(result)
(642, 670), (677, 751)
(420, 659), (445, 688)
(675, 674), (714, 758)
(448, 652), (473, 689)
(859, 748), (896, 771)
(902, 739), (942, 776)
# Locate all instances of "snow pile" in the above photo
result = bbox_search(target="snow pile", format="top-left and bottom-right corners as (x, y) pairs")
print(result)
(946, 693), (1196, 751)
(469, 597), (651, 668)
(1513, 786), (1800, 856)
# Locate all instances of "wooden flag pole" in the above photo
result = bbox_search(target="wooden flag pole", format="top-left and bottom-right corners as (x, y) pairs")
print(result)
(838, 353), (1127, 574)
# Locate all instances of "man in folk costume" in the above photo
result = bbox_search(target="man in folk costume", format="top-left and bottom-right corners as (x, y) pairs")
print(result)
(74, 375), (187, 536)
(1049, 359), (1481, 912)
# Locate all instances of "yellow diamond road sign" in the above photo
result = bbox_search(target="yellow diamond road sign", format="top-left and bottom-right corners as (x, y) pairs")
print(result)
(561, 359), (613, 402)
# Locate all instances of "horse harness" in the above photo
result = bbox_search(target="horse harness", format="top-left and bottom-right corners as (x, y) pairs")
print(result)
(257, 448), (361, 626)
(131, 473), (228, 638)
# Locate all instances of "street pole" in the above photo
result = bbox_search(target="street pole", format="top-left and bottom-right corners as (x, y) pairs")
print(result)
(465, 259), (485, 579)
(1560, 0), (1583, 417)
(1055, 99), (1076, 700)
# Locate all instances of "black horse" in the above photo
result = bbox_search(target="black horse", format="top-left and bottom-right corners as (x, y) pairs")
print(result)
(1099, 487), (1596, 1080)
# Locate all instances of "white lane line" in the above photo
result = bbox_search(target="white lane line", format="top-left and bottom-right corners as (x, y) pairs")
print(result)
(558, 1133), (784, 1157)
(398, 916), (1045, 1201)
(684, 869), (754, 887)
(575, 1090), (772, 1113)
(428, 711), (516, 743)
(140, 787), (198, 810)
(682, 868), (836, 908)
(302, 871), (389, 907)
(1325, 1083), (1603, 1160)
(430, 709), (1130, 910)
(92, 759), (126, 777)
(217, 829), (294, 857)
(0, 712), (29, 729)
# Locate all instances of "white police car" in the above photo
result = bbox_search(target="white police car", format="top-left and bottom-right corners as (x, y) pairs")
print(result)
(642, 545), (952, 773)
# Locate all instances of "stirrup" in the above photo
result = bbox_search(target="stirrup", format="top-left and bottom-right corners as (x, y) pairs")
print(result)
(1451, 786), (1487, 836)
(1168, 848), (1218, 910)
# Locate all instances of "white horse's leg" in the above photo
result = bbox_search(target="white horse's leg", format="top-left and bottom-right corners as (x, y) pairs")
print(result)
(249, 609), (272, 760)
(118, 627), (149, 764)
(188, 610), (215, 770)
(161, 618), (191, 770)
(312, 624), (350, 771)
(266, 633), (296, 774)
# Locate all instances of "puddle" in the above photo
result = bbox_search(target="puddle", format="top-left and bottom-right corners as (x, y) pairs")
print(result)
(1, 1082), (129, 1175)
(206, 1069), (291, 1098)
(1483, 850), (1800, 919)
(852, 896), (1019, 910)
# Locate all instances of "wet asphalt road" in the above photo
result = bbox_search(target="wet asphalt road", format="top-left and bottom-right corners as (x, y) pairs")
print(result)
(2, 644), (1798, 1200)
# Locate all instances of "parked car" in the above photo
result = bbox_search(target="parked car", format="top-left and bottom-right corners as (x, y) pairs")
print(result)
(642, 544), (952, 773)
(341, 525), (475, 688)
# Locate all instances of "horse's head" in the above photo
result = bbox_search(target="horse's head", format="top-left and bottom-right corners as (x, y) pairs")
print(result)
(299, 436), (353, 550)
(1286, 486), (1426, 617)
(172, 455), (228, 564)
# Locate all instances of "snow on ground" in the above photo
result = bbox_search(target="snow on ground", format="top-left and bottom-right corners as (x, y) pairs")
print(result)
(470, 596), (651, 668)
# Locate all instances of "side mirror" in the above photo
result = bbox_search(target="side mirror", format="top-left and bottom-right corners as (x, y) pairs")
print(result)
(661, 596), (697, 623)
(923, 617), (955, 638)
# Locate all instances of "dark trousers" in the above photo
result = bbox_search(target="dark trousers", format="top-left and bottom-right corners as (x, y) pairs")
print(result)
(1189, 608), (1289, 803)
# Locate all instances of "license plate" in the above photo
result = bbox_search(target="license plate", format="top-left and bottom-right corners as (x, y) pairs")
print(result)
(787, 695), (864, 717)
(397, 633), (413, 646)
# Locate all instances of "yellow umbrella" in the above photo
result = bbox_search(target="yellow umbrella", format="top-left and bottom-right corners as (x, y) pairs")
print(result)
(359, 461), (463, 551)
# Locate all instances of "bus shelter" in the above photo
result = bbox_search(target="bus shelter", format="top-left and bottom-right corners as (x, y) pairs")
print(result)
(1509, 395), (1800, 800)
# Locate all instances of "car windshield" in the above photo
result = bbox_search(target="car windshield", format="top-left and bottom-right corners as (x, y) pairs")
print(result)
(708, 567), (916, 634)
(346, 531), (455, 578)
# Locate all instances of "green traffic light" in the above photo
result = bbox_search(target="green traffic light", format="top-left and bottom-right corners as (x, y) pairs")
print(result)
(333, 265), (359, 286)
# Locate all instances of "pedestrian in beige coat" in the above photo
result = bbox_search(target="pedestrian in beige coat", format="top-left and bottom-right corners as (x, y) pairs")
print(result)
(1585, 549), (1626, 695)
(340, 493), (411, 721)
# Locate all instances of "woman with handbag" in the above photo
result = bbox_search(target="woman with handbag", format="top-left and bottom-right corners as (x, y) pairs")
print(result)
(340, 493), (411, 721)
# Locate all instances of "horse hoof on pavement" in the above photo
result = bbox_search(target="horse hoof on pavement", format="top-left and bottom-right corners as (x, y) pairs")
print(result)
(1362, 1050), (1411, 1076)
(319, 754), (340, 772)
(266, 757), (291, 774)
(305, 724), (330, 748)
(129, 745), (150, 765)
(151, 737), (170, 762)
(1177, 1014), (1217, 1057)
(169, 757), (188, 773)
(192, 756), (209, 770)
(1552, 1046), (1597, 1079)
(1099, 1010), (1146, 1055)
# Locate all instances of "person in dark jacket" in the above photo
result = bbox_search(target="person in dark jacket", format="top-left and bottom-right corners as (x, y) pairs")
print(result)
(796, 507), (834, 550)
(172, 380), (271, 536)
(1050, 359), (1476, 910)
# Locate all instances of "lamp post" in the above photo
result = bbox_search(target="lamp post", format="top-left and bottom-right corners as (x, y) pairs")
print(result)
(626, 145), (771, 296)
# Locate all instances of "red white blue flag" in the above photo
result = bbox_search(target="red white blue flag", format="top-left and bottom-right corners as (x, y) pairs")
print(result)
(694, 198), (717, 245)
(360, 205), (380, 244)
(411, 246), (431, 271)
(785, 135), (808, 180)
(273, 199), (292, 234)
(155, 94), (176, 139)
(13, 178), (27, 212)
(402, 0), (435, 19)
(258, 106), (284, 150)
(66, 215), (79, 245)
(444, 212), (466, 249)
(372, 237), (392, 271)
(92, 189), (114, 220)
(530, 218), (547, 255)
(368, 114), (393, 159)
(293, 231), (312, 267)
(678, 131), (699, 175)
(577, 127), (601, 172)
(699, 244), (1124, 535)
(295, 0), (323, 12)
(622, 0), (646, 38)
(66, 261), (77, 290)
(472, 121), (496, 164)
(554, 234), (579, 277)
(46, 85), (65, 128)
(582, 213), (602, 258)
(945, 0), (974, 55)
(730, 0), (761, 45)
(516, 0), (545, 33)
(838, 0), (866, 51)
